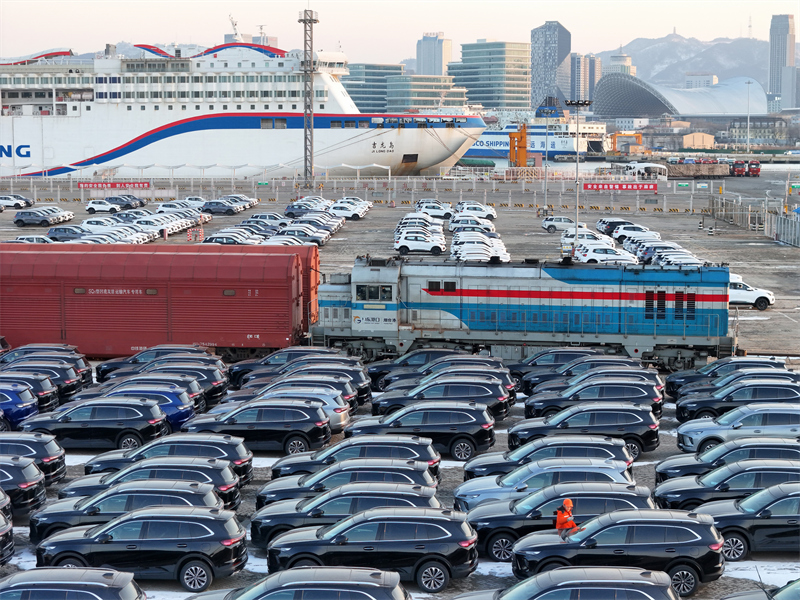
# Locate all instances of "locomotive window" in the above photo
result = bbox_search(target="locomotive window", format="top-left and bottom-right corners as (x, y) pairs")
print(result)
(444, 281), (456, 292)
(656, 291), (666, 320)
(675, 291), (685, 321)
(644, 291), (655, 320)
(380, 286), (392, 301)
(427, 281), (441, 292)
(356, 285), (367, 301)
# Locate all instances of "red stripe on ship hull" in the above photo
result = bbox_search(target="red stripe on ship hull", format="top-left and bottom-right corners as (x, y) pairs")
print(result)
(423, 289), (728, 302)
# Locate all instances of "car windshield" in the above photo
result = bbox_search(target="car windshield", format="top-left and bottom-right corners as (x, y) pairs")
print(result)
(564, 515), (605, 543)
(498, 467), (532, 488)
(224, 581), (271, 600)
(711, 384), (741, 399)
(714, 408), (748, 426)
(698, 465), (735, 487)
(497, 578), (542, 600)
(696, 362), (720, 375)
(774, 579), (800, 600)
(504, 442), (539, 461)
(511, 489), (549, 514)
(558, 383), (583, 397)
(544, 407), (574, 425)
(297, 491), (329, 511)
(696, 443), (734, 462)
(317, 514), (359, 539)
(736, 488), (777, 514)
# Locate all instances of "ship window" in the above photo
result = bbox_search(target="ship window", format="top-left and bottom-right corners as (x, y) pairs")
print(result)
(206, 76), (216, 83)
(260, 91), (271, 97)
(178, 76), (189, 83)
(275, 118), (287, 129)
(140, 106), (145, 111)
(195, 105), (200, 110)
(137, 77), (147, 84)
(219, 91), (229, 98)
(263, 105), (269, 109)
(34, 92), (46, 98)
(260, 76), (271, 82)
(344, 121), (356, 128)
(181, 105), (187, 110)
(278, 62), (284, 67)
(223, 105), (228, 110)
(292, 104), (297, 109)
(248, 91), (258, 98)
(149, 76), (160, 84)
(223, 63), (228, 67)
(205, 91), (215, 98)
(86, 106), (92, 111)
(164, 91), (174, 98)
(261, 119), (273, 129)
(150, 92), (161, 98)
(331, 121), (342, 129)
(278, 104), (283, 109)
(127, 106), (132, 111)
(207, 105), (213, 110)
(192, 76), (202, 83)
(320, 104), (324, 109)
(250, 105), (255, 110)
(236, 105), (242, 110)
(168, 105), (173, 110)
(73, 105), (78, 111)
(246, 76), (257, 82)
(218, 76), (229, 83)
(192, 91), (201, 98)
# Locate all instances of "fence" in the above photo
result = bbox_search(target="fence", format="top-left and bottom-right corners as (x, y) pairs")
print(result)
(765, 214), (800, 247)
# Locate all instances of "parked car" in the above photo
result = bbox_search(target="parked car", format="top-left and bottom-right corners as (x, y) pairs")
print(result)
(520, 356), (643, 396)
(505, 347), (604, 390)
(0, 372), (60, 412)
(2, 362), (83, 401)
(0, 431), (65, 485)
(251, 482), (441, 548)
(675, 368), (800, 399)
(266, 507), (477, 593)
(20, 398), (168, 450)
(227, 347), (341, 388)
(532, 366), (664, 397)
(96, 344), (211, 382)
(0, 383), (40, 429)
(103, 385), (196, 433)
(665, 357), (786, 397)
(13, 209), (58, 227)
(86, 199), (122, 214)
(676, 403), (800, 453)
(468, 482), (654, 562)
(696, 482), (800, 561)
(202, 199), (244, 215)
(5, 350), (93, 385)
(35, 506), (247, 592)
(78, 373), (207, 412)
(378, 355), (506, 389)
(0, 455), (45, 516)
(0, 568), (146, 600)
(675, 380), (800, 422)
(345, 401), (495, 461)
(525, 378), (663, 419)
(29, 479), (224, 543)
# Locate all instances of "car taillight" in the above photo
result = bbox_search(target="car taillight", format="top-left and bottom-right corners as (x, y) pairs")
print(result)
(217, 483), (237, 492)
(708, 542), (723, 551)
(77, 368), (89, 373)
(177, 404), (191, 410)
(36, 391), (50, 396)
(316, 420), (329, 427)
(655, 384), (664, 390)
(459, 537), (477, 548)
(505, 384), (515, 389)
(343, 394), (355, 400)
(63, 379), (78, 384)
(428, 457), (440, 466)
(212, 380), (226, 385)
(481, 422), (494, 429)
(148, 418), (163, 424)
(652, 396), (662, 403)
(220, 533), (245, 546)
(18, 481), (37, 489)
(334, 407), (347, 413)
(41, 455), (61, 463)
(233, 456), (252, 466)
(190, 392), (201, 397)
(648, 422), (659, 429)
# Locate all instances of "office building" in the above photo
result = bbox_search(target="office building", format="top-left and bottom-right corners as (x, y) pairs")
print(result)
(416, 32), (452, 76)
(530, 21), (572, 108)
(569, 53), (588, 101)
(385, 75), (467, 112)
(586, 54), (602, 100)
(254, 35), (279, 47)
(604, 51), (637, 77)
(685, 73), (718, 88)
(224, 33), (253, 43)
(448, 39), (531, 109)
(781, 66), (798, 108)
(769, 15), (796, 95)
(341, 63), (405, 113)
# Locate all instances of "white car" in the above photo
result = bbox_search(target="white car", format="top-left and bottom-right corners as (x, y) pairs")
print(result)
(417, 202), (454, 220)
(38, 205), (73, 223)
(623, 233), (662, 252)
(222, 194), (259, 209)
(180, 196), (208, 209)
(156, 202), (195, 213)
(561, 228), (614, 247)
(575, 245), (638, 264)
(260, 237), (305, 246)
(81, 217), (123, 234)
(612, 224), (650, 242)
(394, 232), (446, 256)
(454, 247), (512, 263)
(454, 204), (497, 220)
(329, 202), (368, 220)
(448, 216), (495, 233)
(728, 274), (775, 311)
(86, 199), (122, 214)
(661, 256), (705, 267)
(340, 196), (373, 209)
(14, 235), (56, 243)
(397, 218), (444, 234)
(250, 213), (293, 227)
(542, 216), (587, 233)
(652, 251), (698, 266)
(395, 228), (446, 245)
(451, 239), (508, 257)
(0, 196), (29, 209)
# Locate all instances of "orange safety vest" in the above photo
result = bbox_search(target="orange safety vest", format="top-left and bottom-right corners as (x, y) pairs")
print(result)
(556, 507), (576, 531)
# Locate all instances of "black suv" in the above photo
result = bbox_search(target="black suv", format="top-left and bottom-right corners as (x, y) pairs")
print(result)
(3, 361), (83, 401)
(460, 566), (679, 600)
(508, 402), (660, 461)
(181, 399), (331, 455)
(267, 507), (478, 593)
(511, 509), (724, 597)
(21, 398), (168, 450)
(83, 433), (253, 484)
(241, 355), (365, 383)
(521, 356), (643, 395)
(655, 437), (800, 484)
(35, 506), (247, 592)
(6, 351), (93, 386)
(372, 376), (511, 419)
(107, 353), (228, 381)
(78, 373), (208, 412)
(464, 435), (632, 480)
(0, 343), (78, 365)
(251, 482), (441, 547)
(0, 455), (46, 515)
(267, 364), (372, 404)
(194, 567), (411, 600)
(468, 482), (655, 562)
(0, 431), (66, 485)
(0, 371), (60, 412)
(269, 434), (441, 479)
(665, 357), (786, 397)
(29, 480), (223, 543)
(504, 347), (604, 390)
(696, 481), (800, 561)
(136, 364), (229, 406)
(0, 568), (146, 600)
(256, 458), (437, 509)
(653, 459), (800, 510)
(676, 367), (800, 398)
(368, 348), (467, 389)
(525, 378), (663, 419)
(377, 356), (507, 390)
(58, 456), (242, 509)
(532, 366), (664, 397)
(676, 380), (800, 422)
(245, 374), (360, 408)
(228, 346), (342, 388)
(96, 344), (211, 382)
(345, 401), (496, 461)
(386, 366), (518, 401)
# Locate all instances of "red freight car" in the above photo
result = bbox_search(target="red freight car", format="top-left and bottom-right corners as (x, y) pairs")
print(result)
(0, 248), (304, 360)
(1, 243), (320, 331)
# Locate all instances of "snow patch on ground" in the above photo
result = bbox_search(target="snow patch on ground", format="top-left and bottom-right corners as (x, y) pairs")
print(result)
(664, 403), (676, 410)
(9, 549), (36, 570)
(474, 561), (514, 578)
(252, 457), (281, 469)
(65, 453), (95, 466)
(138, 593), (188, 600)
(246, 552), (271, 573)
(441, 461), (467, 469)
(724, 560), (800, 587)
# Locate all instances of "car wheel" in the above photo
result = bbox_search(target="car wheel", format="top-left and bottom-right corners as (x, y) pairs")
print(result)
(668, 564), (699, 597)
(376, 377), (388, 391)
(40, 220), (49, 227)
(284, 435), (308, 454)
(539, 560), (569, 572)
(722, 532), (749, 561)
(618, 236), (627, 243)
(450, 438), (476, 461)
(179, 560), (213, 593)
(0, 418), (10, 433)
(202, 209), (212, 214)
(225, 209), (235, 216)
(587, 259), (598, 263)
(87, 208), (96, 214)
(624, 438), (642, 461)
(45, 525), (68, 538)
(351, 214), (360, 221)
(698, 439), (721, 453)
(511, 373), (522, 391)
(117, 432), (142, 450)
(163, 421), (173, 435)
(416, 561), (450, 593)
(110, 208), (118, 213)
(286, 212), (296, 218)
(431, 246), (442, 256)
(14, 220), (25, 227)
(56, 556), (88, 568)
(292, 558), (320, 568)
(398, 246), (409, 256)
(542, 408), (559, 419)
(444, 213), (452, 219)
(488, 532), (517, 562)
(14, 203), (23, 209)
(696, 410), (716, 419)
(547, 225), (556, 233)
(486, 214), (495, 220)
(754, 297), (770, 311)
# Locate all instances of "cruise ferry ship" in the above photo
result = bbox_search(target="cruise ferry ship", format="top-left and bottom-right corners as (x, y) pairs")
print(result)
(0, 44), (485, 178)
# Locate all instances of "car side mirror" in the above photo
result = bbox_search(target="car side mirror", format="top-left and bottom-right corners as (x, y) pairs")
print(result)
(528, 509), (542, 519)
(311, 483), (325, 492)
(724, 396), (733, 402)
(332, 534), (348, 545)
(515, 484), (528, 492)
(717, 482), (730, 492)
(85, 506), (100, 516)
(97, 533), (112, 543)
(557, 421), (568, 429)
(59, 416), (71, 423)
(225, 418), (237, 425)
(571, 394), (580, 401)
(415, 393), (424, 399)
(309, 507), (324, 518)
(323, 456), (336, 465)
(731, 423), (742, 430)
(582, 538), (597, 549)
(759, 509), (772, 519)
(711, 459), (724, 467)
(391, 421), (402, 428)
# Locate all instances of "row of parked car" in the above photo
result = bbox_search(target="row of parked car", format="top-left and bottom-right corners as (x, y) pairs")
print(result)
(202, 210), (346, 246)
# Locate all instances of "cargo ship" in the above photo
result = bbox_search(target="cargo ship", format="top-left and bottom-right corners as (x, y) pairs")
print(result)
(0, 43), (485, 178)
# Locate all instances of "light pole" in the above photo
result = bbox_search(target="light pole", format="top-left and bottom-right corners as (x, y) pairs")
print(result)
(745, 80), (752, 154)
(540, 108), (555, 213)
(564, 99), (592, 255)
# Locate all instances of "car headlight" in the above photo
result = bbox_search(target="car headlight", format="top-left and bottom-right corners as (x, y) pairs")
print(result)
(472, 522), (490, 527)
(524, 550), (541, 556)
(257, 519), (271, 524)
(264, 493), (277, 498)
(665, 469), (682, 474)
(685, 404), (697, 408)
(688, 431), (703, 436)
(472, 467), (487, 472)
(664, 494), (683, 498)
(33, 516), (47, 522)
(43, 545), (57, 550)
(272, 547), (292, 552)
(463, 494), (481, 499)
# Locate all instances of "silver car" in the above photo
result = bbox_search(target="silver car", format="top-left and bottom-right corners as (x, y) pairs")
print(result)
(677, 403), (800, 453)
(255, 388), (351, 434)
(452, 457), (633, 511)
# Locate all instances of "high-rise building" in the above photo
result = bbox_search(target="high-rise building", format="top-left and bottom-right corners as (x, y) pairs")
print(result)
(416, 32), (452, 76)
(781, 65), (798, 108)
(769, 15), (796, 95)
(570, 53), (589, 101)
(448, 39), (531, 109)
(341, 64), (405, 113)
(685, 73), (718, 88)
(385, 75), (467, 112)
(254, 35), (279, 47)
(603, 51), (637, 77)
(224, 33), (253, 44)
(586, 54), (602, 100)
(530, 21), (571, 108)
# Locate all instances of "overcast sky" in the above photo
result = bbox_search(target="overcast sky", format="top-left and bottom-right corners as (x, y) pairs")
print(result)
(1, 0), (798, 63)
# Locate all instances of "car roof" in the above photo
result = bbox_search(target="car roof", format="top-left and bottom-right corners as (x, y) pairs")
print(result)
(115, 506), (233, 521)
(328, 458), (429, 471)
(2, 567), (135, 587)
(404, 400), (487, 411)
(530, 458), (628, 470)
(0, 455), (36, 467)
(271, 566), (401, 587)
(241, 398), (323, 409)
(0, 431), (56, 443)
(541, 482), (650, 498)
(338, 435), (433, 446)
(328, 482), (437, 497)
(106, 480), (216, 494)
(726, 459), (800, 471)
(131, 456), (232, 469)
(538, 566), (671, 587)
(526, 435), (625, 448)
(418, 375), (502, 384)
(601, 509), (715, 526)
(720, 437), (800, 448)
(722, 379), (800, 389)
(572, 378), (656, 387)
(66, 398), (158, 408)
(738, 402), (800, 412)
(568, 401), (653, 411)
(356, 507), (464, 521)
(147, 433), (245, 445)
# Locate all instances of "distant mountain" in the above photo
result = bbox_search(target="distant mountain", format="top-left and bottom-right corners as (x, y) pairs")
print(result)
(595, 33), (800, 89)
(75, 42), (160, 59)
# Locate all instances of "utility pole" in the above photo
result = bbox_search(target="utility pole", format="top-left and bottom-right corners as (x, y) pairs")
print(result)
(745, 80), (752, 154)
(299, 9), (319, 190)
(564, 99), (592, 255)
(540, 108), (555, 212)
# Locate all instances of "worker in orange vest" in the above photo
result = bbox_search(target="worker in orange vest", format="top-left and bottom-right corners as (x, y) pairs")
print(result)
(555, 499), (577, 540)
